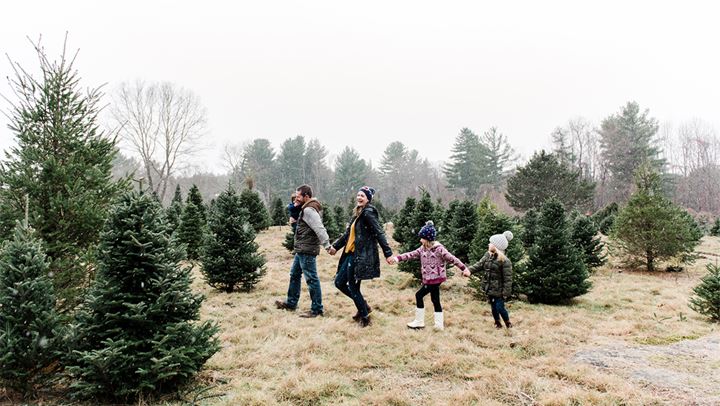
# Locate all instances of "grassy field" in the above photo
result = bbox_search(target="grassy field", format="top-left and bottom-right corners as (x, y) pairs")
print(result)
(191, 226), (719, 405)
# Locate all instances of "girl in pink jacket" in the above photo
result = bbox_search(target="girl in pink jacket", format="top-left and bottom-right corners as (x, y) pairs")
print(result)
(389, 221), (469, 330)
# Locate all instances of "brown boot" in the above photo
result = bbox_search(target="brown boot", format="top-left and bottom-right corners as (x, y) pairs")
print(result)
(494, 320), (503, 329)
(352, 302), (372, 321)
(504, 320), (513, 329)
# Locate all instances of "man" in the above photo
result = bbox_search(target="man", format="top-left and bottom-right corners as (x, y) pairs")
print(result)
(275, 184), (332, 317)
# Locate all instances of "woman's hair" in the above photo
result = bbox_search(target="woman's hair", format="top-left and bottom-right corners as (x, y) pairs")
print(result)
(352, 204), (364, 218)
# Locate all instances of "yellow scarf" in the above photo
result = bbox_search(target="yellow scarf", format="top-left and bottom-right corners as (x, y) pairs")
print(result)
(344, 217), (359, 254)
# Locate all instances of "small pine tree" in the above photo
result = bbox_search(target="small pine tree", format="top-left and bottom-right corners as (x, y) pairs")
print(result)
(165, 185), (184, 236)
(0, 223), (60, 396)
(187, 184), (207, 222)
(202, 185), (266, 292)
(612, 164), (702, 271)
(592, 202), (618, 235)
(518, 198), (591, 304)
(282, 231), (295, 252)
(239, 184), (271, 232)
(433, 198), (446, 232)
(398, 191), (436, 281)
(334, 205), (347, 236)
(323, 204), (341, 241)
(271, 197), (287, 227)
(442, 200), (460, 234)
(571, 215), (607, 270)
(689, 263), (720, 321)
(444, 200), (479, 264)
(392, 197), (417, 246)
(177, 201), (205, 260)
(711, 218), (720, 237)
(65, 191), (219, 402)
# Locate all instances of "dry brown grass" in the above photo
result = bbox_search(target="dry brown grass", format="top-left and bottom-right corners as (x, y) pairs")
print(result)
(190, 227), (720, 405)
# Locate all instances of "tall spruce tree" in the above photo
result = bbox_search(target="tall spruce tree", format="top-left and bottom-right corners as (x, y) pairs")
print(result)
(521, 208), (539, 250)
(398, 191), (436, 281)
(271, 197), (287, 227)
(66, 191), (219, 402)
(239, 182), (271, 232)
(506, 150), (595, 212)
(571, 215), (606, 270)
(392, 197), (417, 246)
(443, 127), (489, 199)
(612, 164), (701, 271)
(0, 41), (128, 311)
(334, 205), (347, 234)
(598, 101), (664, 203)
(518, 198), (591, 304)
(689, 263), (720, 321)
(0, 223), (60, 396)
(444, 200), (479, 264)
(202, 185), (266, 292)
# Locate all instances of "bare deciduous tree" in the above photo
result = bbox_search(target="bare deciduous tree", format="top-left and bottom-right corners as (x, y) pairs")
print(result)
(111, 81), (207, 201)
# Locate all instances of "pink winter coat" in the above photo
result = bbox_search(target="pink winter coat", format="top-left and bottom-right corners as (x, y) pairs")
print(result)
(396, 243), (467, 285)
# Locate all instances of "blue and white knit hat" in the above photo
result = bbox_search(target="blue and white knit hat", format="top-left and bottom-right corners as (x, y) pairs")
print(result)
(418, 221), (437, 241)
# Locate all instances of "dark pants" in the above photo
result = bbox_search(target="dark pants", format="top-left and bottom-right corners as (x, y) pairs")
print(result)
(286, 253), (323, 314)
(334, 254), (368, 318)
(489, 296), (510, 322)
(416, 284), (442, 312)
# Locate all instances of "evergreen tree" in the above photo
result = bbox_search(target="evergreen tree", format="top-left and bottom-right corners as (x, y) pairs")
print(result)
(0, 223), (60, 396)
(592, 202), (619, 235)
(398, 191), (436, 281)
(689, 263), (720, 321)
(65, 191), (219, 402)
(598, 101), (664, 203)
(506, 150), (595, 212)
(443, 128), (489, 199)
(571, 215), (607, 270)
(444, 200), (478, 264)
(234, 138), (276, 204)
(518, 198), (591, 304)
(283, 231), (295, 252)
(177, 200), (205, 260)
(433, 198), (446, 233)
(239, 186), (271, 232)
(165, 185), (184, 236)
(442, 200), (460, 234)
(711, 218), (720, 237)
(334, 205), (347, 237)
(187, 184), (206, 222)
(0, 41), (128, 311)
(271, 197), (287, 227)
(481, 126), (516, 189)
(332, 147), (371, 204)
(392, 197), (417, 246)
(322, 203), (341, 241)
(202, 185), (266, 292)
(521, 208), (539, 250)
(612, 164), (702, 271)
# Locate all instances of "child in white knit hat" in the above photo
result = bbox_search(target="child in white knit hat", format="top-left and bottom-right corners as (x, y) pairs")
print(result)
(467, 231), (514, 329)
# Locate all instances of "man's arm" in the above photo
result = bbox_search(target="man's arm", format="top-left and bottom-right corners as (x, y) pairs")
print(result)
(302, 207), (331, 249)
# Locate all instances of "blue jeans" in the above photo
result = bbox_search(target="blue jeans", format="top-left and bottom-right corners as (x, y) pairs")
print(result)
(334, 254), (368, 318)
(286, 253), (323, 314)
(489, 296), (510, 323)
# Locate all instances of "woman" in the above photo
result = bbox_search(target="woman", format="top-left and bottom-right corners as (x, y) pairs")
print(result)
(329, 186), (393, 327)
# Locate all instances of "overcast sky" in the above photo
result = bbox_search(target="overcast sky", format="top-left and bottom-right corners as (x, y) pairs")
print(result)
(1, 1), (718, 173)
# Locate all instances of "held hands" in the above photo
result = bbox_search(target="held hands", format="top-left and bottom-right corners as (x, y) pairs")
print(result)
(462, 268), (471, 277)
(386, 256), (398, 265)
(327, 246), (337, 256)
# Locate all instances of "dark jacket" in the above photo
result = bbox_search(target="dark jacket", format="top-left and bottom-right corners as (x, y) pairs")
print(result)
(468, 252), (512, 298)
(332, 205), (393, 280)
(294, 199), (324, 256)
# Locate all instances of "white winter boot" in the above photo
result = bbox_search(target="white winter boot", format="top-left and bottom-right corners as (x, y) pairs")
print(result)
(407, 308), (425, 329)
(434, 312), (444, 330)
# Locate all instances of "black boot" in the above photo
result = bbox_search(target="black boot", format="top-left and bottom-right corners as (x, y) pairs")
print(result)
(494, 320), (503, 329)
(352, 302), (372, 321)
(358, 316), (371, 327)
(504, 319), (512, 329)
